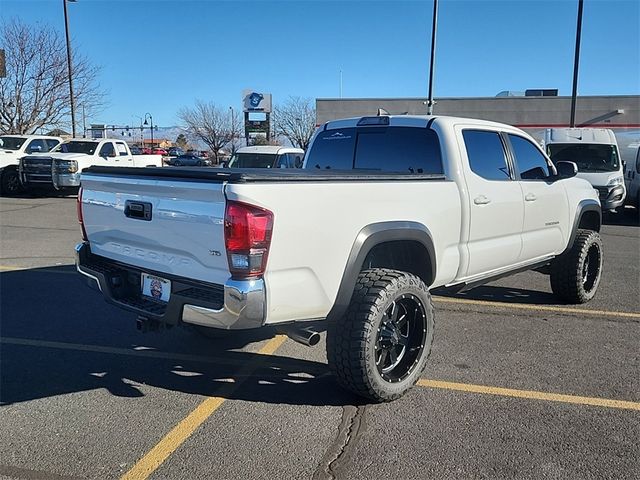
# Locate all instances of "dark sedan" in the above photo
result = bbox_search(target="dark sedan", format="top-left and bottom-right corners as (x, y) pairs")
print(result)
(167, 154), (211, 167)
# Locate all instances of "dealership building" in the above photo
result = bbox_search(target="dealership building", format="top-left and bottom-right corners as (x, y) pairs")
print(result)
(316, 94), (640, 160)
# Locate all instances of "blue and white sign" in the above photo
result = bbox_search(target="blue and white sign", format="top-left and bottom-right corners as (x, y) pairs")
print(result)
(242, 90), (272, 113)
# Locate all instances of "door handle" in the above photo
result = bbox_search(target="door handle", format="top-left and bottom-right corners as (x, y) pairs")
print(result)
(525, 193), (537, 202)
(474, 195), (491, 205)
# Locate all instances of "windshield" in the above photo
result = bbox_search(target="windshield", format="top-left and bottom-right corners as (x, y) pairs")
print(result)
(0, 136), (27, 151)
(52, 141), (99, 155)
(228, 153), (277, 168)
(547, 143), (620, 173)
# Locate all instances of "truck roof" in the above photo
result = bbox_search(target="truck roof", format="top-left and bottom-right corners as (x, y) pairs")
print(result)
(236, 145), (304, 155)
(323, 115), (527, 133)
(544, 128), (617, 145)
(0, 134), (62, 141)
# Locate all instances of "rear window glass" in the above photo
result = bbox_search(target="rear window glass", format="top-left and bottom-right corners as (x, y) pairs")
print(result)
(306, 127), (443, 174)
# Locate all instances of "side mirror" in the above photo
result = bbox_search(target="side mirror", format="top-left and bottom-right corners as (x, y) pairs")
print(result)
(555, 161), (578, 179)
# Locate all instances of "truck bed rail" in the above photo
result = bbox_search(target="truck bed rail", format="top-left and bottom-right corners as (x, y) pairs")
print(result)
(82, 166), (447, 183)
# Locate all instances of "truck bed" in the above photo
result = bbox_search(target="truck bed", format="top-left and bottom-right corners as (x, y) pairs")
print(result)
(82, 166), (446, 183)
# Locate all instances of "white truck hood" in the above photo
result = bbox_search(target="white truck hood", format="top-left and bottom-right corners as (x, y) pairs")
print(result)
(42, 152), (92, 162)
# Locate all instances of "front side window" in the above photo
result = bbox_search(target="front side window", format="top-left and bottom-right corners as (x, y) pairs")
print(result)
(99, 142), (115, 157)
(26, 139), (46, 153)
(547, 143), (620, 173)
(462, 130), (511, 181)
(509, 134), (551, 180)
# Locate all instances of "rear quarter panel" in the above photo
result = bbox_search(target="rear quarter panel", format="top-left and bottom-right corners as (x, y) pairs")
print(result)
(226, 181), (462, 324)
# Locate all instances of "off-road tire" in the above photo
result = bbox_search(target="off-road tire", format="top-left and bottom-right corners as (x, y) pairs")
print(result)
(326, 268), (435, 402)
(1, 168), (23, 196)
(550, 229), (603, 304)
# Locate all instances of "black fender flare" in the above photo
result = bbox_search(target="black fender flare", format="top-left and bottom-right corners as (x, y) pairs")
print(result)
(326, 221), (436, 322)
(563, 199), (601, 254)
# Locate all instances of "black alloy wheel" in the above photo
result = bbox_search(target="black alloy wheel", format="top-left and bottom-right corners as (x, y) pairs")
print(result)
(1, 169), (23, 196)
(375, 295), (427, 383)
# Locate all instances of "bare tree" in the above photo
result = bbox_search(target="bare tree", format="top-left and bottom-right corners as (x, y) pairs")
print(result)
(178, 101), (243, 163)
(272, 96), (317, 150)
(0, 19), (105, 135)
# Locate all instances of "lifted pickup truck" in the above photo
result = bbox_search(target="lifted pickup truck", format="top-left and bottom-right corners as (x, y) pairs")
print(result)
(76, 115), (603, 401)
(0, 134), (62, 195)
(19, 138), (163, 194)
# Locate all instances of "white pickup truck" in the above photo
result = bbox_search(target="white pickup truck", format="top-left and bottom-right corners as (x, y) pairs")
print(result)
(19, 138), (163, 194)
(76, 115), (603, 401)
(0, 134), (62, 195)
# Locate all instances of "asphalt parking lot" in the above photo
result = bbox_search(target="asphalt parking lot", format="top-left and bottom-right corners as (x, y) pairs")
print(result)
(1, 196), (638, 480)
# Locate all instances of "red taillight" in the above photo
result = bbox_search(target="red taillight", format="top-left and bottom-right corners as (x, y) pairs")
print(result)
(77, 187), (88, 242)
(224, 201), (273, 278)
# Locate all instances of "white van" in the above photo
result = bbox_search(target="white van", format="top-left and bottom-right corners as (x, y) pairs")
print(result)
(623, 145), (640, 213)
(227, 145), (304, 169)
(543, 128), (625, 211)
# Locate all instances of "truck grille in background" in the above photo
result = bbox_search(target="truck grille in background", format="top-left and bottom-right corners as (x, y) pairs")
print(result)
(594, 186), (609, 201)
(22, 157), (53, 184)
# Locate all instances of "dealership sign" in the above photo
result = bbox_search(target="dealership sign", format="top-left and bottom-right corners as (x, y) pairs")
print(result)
(242, 90), (272, 113)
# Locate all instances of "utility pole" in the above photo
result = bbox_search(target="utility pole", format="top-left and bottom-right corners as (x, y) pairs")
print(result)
(570, 0), (584, 128)
(426, 0), (438, 115)
(63, 0), (77, 137)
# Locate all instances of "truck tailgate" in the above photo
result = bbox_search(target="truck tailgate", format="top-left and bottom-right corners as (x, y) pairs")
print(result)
(80, 173), (230, 285)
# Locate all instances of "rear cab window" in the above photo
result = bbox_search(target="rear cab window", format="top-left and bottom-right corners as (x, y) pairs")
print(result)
(305, 126), (443, 174)
(462, 130), (512, 181)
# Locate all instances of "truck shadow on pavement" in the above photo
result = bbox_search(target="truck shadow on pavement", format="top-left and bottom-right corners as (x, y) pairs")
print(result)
(0, 266), (361, 407)
(433, 285), (559, 305)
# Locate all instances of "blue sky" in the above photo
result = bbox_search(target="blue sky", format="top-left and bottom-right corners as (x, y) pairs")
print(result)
(2, 0), (639, 128)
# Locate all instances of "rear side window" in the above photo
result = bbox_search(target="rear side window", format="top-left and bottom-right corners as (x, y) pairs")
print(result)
(509, 134), (551, 180)
(116, 142), (128, 156)
(45, 139), (60, 151)
(463, 130), (511, 181)
(306, 127), (442, 173)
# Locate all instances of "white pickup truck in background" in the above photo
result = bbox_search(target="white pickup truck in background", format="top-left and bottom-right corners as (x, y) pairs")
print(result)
(19, 138), (163, 194)
(0, 134), (62, 195)
(76, 115), (603, 402)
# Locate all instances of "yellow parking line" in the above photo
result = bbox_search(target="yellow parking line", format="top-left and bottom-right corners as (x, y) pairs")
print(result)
(120, 335), (287, 480)
(417, 379), (640, 411)
(434, 296), (640, 319)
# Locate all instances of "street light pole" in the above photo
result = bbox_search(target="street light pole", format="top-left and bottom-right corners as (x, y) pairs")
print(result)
(569, 0), (584, 128)
(63, 0), (77, 137)
(426, 0), (439, 115)
(144, 113), (154, 150)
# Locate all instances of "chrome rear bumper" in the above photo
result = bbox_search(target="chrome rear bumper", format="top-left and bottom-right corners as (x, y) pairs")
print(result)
(75, 242), (265, 330)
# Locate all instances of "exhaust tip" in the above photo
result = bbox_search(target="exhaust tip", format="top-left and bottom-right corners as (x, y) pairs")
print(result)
(284, 327), (321, 347)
